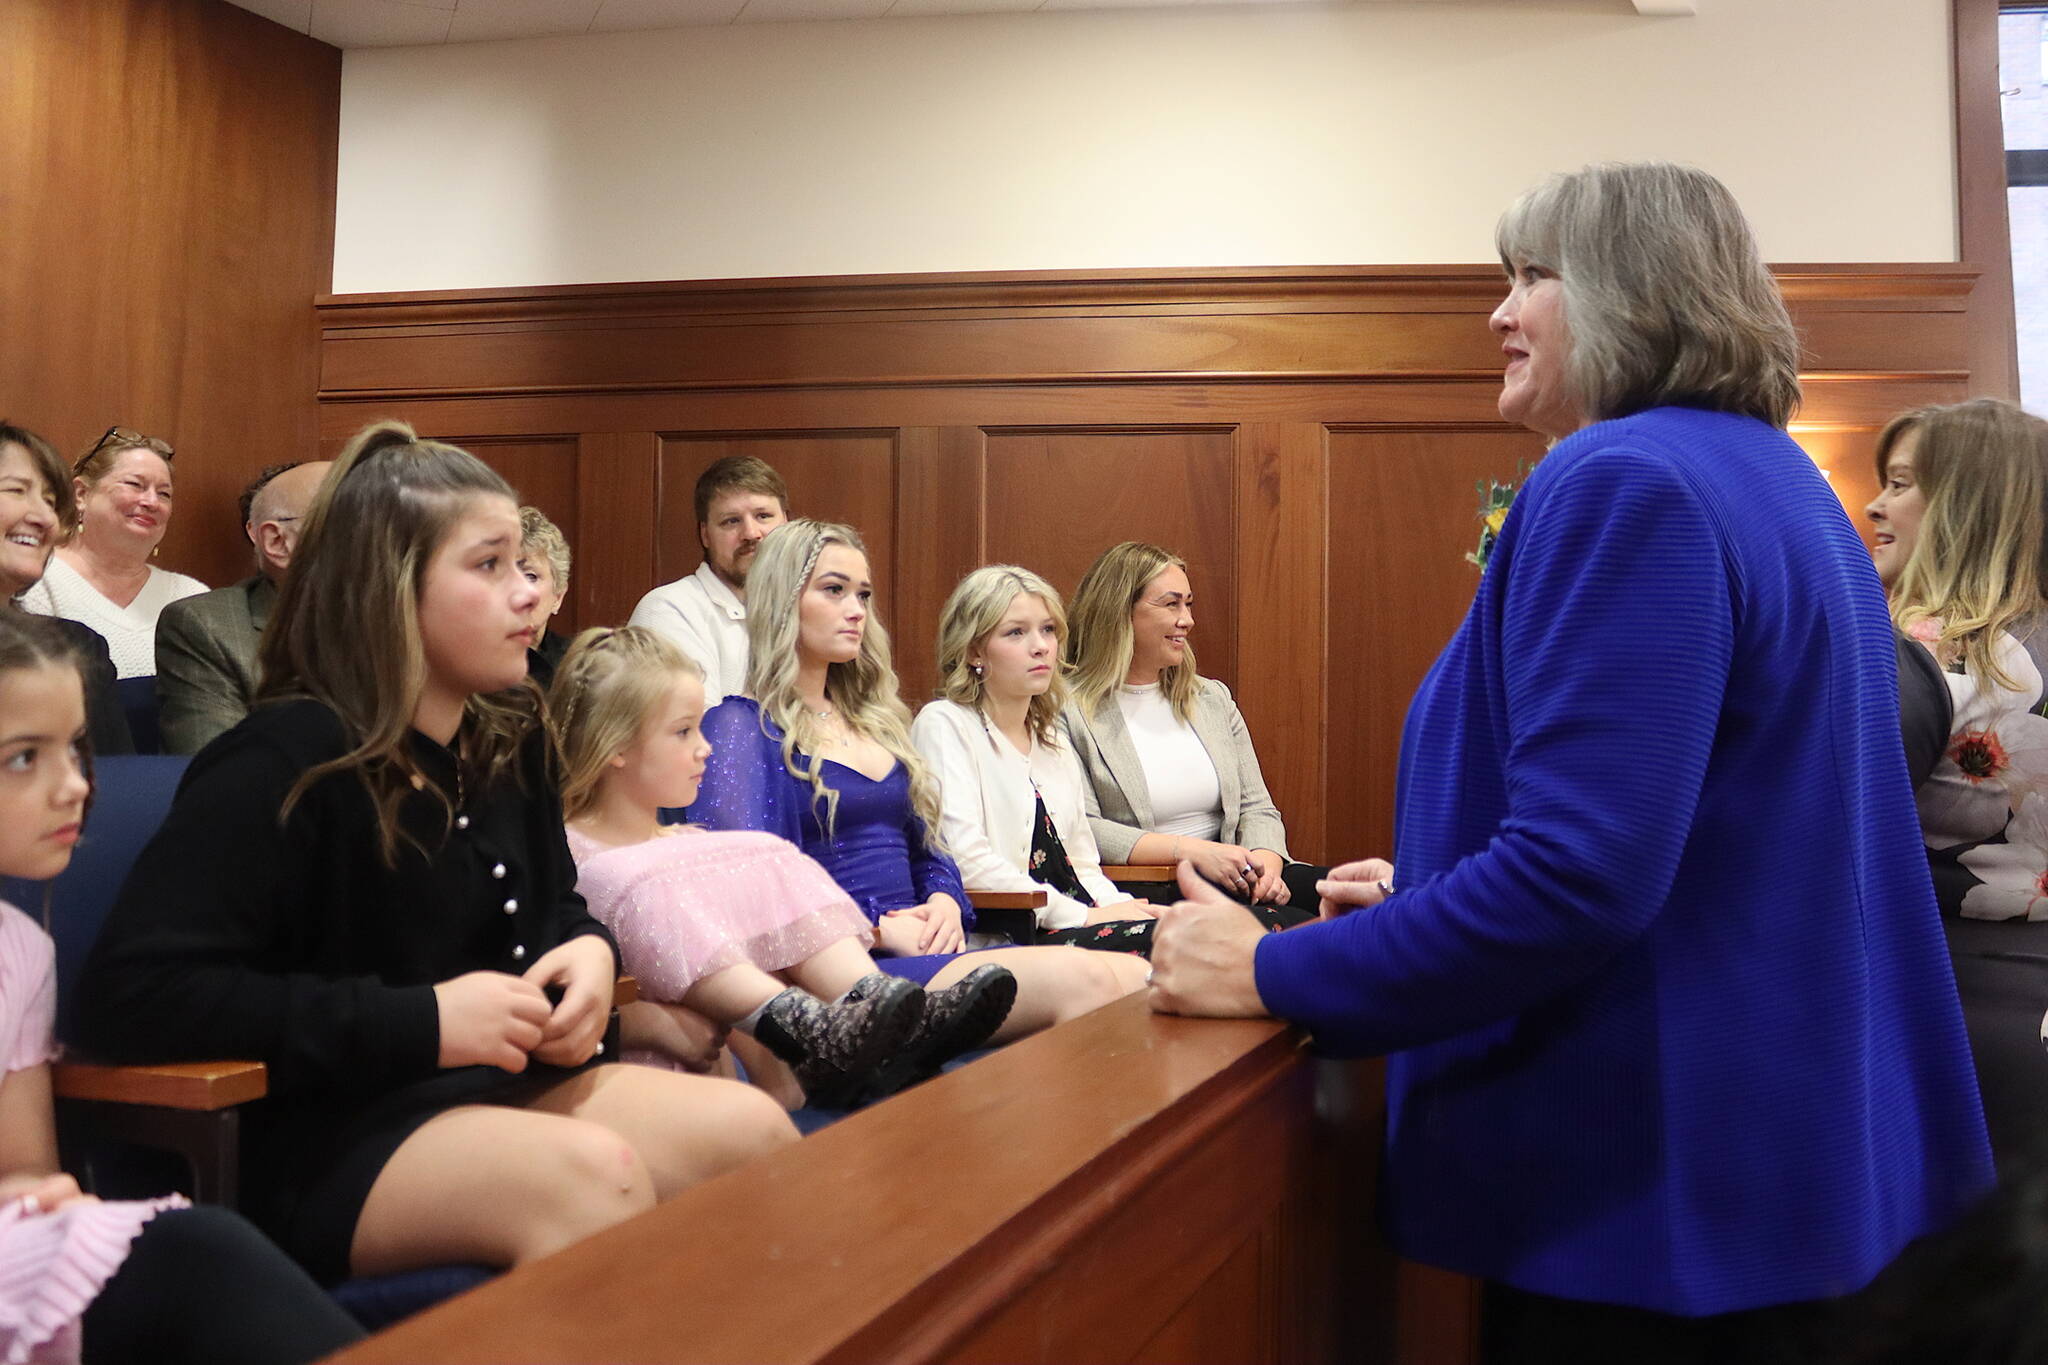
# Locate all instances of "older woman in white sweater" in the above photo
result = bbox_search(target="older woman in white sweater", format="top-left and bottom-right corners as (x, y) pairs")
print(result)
(911, 566), (1154, 951)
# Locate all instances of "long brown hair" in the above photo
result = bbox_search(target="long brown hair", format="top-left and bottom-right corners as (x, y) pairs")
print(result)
(1064, 542), (1200, 722)
(259, 420), (539, 865)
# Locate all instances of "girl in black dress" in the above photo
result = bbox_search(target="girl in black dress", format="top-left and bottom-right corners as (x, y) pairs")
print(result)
(75, 421), (795, 1284)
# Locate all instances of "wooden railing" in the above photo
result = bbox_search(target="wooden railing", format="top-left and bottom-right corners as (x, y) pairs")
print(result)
(326, 993), (1459, 1364)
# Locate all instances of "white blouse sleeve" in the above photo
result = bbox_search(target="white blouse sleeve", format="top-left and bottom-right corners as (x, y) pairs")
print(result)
(912, 705), (1090, 931)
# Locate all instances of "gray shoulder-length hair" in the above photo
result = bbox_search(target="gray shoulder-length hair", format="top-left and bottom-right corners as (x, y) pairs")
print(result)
(1495, 162), (1801, 430)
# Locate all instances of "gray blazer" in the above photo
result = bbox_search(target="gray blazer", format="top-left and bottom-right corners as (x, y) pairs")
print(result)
(1059, 677), (1290, 864)
(155, 575), (274, 755)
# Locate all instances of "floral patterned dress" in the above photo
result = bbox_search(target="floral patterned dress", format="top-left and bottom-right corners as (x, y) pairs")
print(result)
(1911, 623), (2048, 1166)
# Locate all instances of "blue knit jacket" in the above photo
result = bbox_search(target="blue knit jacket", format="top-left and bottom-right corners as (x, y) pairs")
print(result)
(1255, 407), (1991, 1315)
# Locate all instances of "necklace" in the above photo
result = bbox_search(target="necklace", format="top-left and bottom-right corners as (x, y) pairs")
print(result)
(809, 702), (850, 749)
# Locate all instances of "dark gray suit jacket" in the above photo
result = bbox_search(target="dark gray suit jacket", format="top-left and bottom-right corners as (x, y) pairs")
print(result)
(154, 575), (274, 755)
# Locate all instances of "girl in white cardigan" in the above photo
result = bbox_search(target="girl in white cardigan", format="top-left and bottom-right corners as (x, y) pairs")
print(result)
(911, 566), (1155, 951)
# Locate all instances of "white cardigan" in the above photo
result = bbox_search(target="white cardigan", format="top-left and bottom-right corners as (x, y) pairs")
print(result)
(911, 699), (1123, 930)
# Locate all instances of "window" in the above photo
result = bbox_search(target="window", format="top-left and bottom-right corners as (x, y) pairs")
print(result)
(2004, 6), (2048, 413)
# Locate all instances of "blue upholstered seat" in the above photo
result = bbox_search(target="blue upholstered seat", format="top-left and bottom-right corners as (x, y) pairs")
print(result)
(16, 754), (490, 1329)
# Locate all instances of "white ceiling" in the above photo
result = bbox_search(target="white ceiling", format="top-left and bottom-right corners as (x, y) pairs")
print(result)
(225, 0), (1690, 48)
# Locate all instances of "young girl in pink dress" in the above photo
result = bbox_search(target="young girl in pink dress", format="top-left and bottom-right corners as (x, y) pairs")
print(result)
(0, 609), (361, 1363)
(551, 626), (1017, 1107)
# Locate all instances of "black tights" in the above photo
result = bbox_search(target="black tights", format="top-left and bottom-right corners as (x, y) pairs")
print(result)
(81, 1205), (363, 1364)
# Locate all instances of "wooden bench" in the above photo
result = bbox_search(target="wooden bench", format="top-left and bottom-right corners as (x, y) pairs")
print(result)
(325, 992), (1477, 1364)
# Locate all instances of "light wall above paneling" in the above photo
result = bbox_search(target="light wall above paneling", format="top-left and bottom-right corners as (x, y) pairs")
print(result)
(225, 0), (1687, 45)
(327, 0), (1948, 291)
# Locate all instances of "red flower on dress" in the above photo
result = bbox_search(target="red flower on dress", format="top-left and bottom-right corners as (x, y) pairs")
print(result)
(1950, 729), (2012, 783)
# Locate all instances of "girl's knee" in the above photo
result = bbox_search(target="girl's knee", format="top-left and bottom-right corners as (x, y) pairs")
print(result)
(1101, 951), (1150, 996)
(720, 1082), (802, 1156)
(542, 1121), (659, 1223)
(689, 1079), (799, 1176)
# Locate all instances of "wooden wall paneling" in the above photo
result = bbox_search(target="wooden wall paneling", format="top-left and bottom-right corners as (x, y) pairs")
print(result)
(1326, 426), (1551, 861)
(894, 427), (987, 700)
(1952, 0), (2021, 399)
(314, 378), (1970, 456)
(1791, 425), (1886, 550)
(315, 266), (1977, 406)
(574, 432), (660, 633)
(983, 427), (1239, 695)
(1, 0), (338, 590)
(1233, 422), (1330, 863)
(457, 436), (582, 634)
(655, 430), (900, 611)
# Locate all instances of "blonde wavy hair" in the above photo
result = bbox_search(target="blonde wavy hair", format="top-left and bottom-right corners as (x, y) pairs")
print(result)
(258, 419), (539, 866)
(1878, 398), (2048, 693)
(743, 519), (943, 846)
(1065, 542), (1200, 723)
(548, 626), (704, 822)
(936, 565), (1070, 750)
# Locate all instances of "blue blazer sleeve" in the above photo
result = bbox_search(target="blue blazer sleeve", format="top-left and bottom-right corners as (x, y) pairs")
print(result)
(684, 698), (804, 846)
(1254, 445), (1736, 1055)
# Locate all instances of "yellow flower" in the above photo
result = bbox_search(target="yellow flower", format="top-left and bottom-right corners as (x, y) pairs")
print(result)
(1484, 508), (1508, 536)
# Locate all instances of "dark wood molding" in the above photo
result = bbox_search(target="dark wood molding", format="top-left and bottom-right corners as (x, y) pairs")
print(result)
(316, 264), (1979, 402)
(1955, 0), (2022, 398)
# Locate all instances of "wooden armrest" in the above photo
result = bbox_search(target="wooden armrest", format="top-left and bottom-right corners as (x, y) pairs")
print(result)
(1103, 864), (1176, 882)
(966, 890), (1048, 911)
(54, 1060), (267, 1111)
(613, 975), (640, 1007)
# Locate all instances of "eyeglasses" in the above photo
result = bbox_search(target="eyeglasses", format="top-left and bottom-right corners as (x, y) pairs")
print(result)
(76, 425), (174, 473)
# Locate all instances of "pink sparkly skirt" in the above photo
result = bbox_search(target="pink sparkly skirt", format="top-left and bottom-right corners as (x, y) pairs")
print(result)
(569, 828), (873, 1002)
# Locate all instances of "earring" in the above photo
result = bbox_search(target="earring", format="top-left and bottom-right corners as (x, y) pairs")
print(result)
(970, 663), (984, 678)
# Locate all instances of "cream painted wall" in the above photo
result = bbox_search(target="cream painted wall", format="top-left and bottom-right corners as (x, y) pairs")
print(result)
(332, 0), (1955, 293)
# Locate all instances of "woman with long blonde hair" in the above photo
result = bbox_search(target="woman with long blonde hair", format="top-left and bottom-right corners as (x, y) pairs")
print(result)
(550, 625), (1015, 1107)
(1868, 396), (2048, 1164)
(688, 520), (1149, 1048)
(910, 565), (1155, 950)
(1063, 541), (1320, 913)
(75, 420), (798, 1287)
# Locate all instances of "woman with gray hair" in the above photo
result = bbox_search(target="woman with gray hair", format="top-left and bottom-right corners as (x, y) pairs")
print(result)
(1146, 162), (1992, 1359)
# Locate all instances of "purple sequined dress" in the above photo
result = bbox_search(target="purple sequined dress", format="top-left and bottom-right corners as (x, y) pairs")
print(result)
(684, 697), (972, 985)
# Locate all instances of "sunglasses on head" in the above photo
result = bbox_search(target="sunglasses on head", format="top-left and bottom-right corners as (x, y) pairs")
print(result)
(75, 425), (174, 474)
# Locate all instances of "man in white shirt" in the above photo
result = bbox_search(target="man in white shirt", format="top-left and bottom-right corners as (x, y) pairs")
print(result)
(628, 455), (788, 702)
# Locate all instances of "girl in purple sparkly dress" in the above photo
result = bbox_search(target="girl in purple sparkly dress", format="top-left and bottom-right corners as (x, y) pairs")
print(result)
(551, 626), (1016, 1106)
(686, 521), (1150, 1043)
(0, 610), (361, 1364)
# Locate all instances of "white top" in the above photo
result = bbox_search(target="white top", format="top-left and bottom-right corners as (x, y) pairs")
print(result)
(628, 561), (750, 704)
(19, 556), (206, 679)
(1919, 630), (2044, 851)
(1116, 683), (1223, 840)
(911, 699), (1123, 930)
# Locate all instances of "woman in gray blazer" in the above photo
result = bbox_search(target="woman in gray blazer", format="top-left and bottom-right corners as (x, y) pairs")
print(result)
(1061, 542), (1321, 911)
